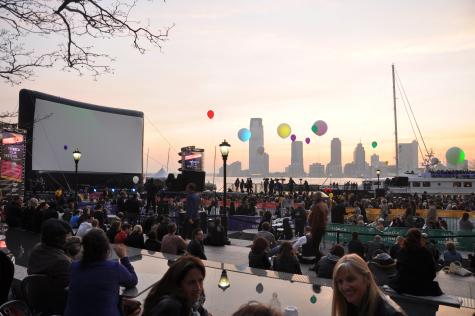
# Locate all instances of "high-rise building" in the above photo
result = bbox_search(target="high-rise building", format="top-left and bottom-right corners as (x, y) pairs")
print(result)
(249, 118), (268, 176)
(398, 140), (419, 173)
(326, 138), (343, 177)
(344, 142), (369, 177)
(288, 141), (304, 177)
(309, 163), (325, 177)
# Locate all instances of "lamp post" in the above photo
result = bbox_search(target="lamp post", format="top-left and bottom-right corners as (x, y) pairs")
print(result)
(219, 140), (230, 237)
(73, 149), (82, 208)
(376, 169), (381, 190)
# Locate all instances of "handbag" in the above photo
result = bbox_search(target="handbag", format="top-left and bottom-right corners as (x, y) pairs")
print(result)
(121, 297), (141, 316)
(443, 261), (472, 277)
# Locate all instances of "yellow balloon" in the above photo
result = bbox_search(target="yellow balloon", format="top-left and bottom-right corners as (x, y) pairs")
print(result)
(277, 123), (291, 138)
(329, 193), (334, 198)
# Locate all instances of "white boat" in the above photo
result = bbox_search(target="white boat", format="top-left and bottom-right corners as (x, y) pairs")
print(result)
(364, 65), (475, 196)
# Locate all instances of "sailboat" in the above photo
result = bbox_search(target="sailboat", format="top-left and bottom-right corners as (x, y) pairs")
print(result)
(367, 65), (475, 195)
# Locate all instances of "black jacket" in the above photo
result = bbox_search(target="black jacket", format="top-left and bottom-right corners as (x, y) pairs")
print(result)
(389, 246), (443, 296)
(187, 239), (207, 260)
(348, 239), (365, 258)
(273, 256), (302, 275)
(347, 295), (407, 316)
(145, 295), (209, 316)
(248, 251), (271, 270)
(124, 233), (145, 249)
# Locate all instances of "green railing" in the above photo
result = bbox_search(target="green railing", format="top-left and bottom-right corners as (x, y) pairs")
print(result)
(324, 223), (475, 252)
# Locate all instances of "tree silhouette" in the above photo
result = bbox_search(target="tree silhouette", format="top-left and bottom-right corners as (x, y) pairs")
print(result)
(0, 0), (172, 85)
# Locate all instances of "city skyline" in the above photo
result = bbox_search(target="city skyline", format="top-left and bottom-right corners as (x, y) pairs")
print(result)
(0, 1), (473, 174)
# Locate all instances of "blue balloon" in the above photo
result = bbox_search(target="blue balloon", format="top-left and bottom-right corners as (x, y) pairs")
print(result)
(237, 128), (252, 142)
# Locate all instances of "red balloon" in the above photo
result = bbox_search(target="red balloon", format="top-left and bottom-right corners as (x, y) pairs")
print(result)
(207, 110), (214, 119)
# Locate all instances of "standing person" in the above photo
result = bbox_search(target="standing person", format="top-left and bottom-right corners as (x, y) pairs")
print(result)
(187, 228), (207, 260)
(263, 178), (269, 195)
(379, 199), (390, 222)
(234, 178), (240, 192)
(269, 178), (275, 195)
(293, 202), (307, 237)
(185, 183), (200, 239)
(332, 254), (406, 316)
(142, 256), (210, 316)
(308, 193), (328, 264)
(64, 229), (138, 316)
(288, 177), (295, 194)
(5, 196), (23, 228)
(459, 212), (474, 231)
(426, 200), (438, 227)
(331, 198), (346, 224)
(145, 178), (158, 212)
(303, 180), (309, 195)
(125, 193), (143, 225)
(240, 179), (245, 193)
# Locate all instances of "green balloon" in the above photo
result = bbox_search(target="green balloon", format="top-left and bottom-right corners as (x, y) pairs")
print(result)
(310, 295), (317, 304)
(311, 125), (318, 134)
(371, 141), (378, 148)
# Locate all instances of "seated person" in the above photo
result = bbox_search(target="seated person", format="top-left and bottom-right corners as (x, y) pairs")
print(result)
(144, 231), (161, 252)
(347, 232), (365, 259)
(255, 222), (277, 249)
(390, 228), (443, 296)
(443, 241), (463, 265)
(187, 228), (207, 260)
(232, 301), (284, 316)
(366, 235), (387, 261)
(124, 225), (145, 249)
(282, 218), (293, 240)
(316, 244), (345, 278)
(114, 223), (131, 244)
(161, 223), (187, 255)
(272, 241), (302, 275)
(249, 237), (271, 270)
(204, 217), (226, 246)
(28, 218), (73, 289)
(368, 251), (397, 286)
(141, 256), (210, 316)
(292, 226), (316, 263)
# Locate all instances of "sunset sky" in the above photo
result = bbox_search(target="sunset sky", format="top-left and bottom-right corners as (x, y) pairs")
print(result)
(0, 0), (474, 174)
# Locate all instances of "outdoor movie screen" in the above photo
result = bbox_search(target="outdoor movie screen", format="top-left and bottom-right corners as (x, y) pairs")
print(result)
(30, 96), (143, 174)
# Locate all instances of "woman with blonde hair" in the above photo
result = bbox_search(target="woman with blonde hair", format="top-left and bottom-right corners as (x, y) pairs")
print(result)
(332, 254), (406, 316)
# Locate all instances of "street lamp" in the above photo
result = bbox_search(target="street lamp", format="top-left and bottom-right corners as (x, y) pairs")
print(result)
(376, 169), (381, 190)
(73, 149), (82, 207)
(219, 140), (230, 237)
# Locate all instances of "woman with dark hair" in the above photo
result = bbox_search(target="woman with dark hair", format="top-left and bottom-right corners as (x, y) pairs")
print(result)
(107, 220), (121, 243)
(249, 237), (271, 270)
(389, 228), (443, 296)
(272, 241), (302, 275)
(64, 229), (138, 316)
(142, 256), (210, 316)
(258, 211), (272, 231)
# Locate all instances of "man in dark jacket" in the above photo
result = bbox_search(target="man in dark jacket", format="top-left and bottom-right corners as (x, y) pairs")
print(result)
(187, 228), (207, 260)
(316, 244), (344, 278)
(348, 232), (365, 258)
(28, 219), (72, 289)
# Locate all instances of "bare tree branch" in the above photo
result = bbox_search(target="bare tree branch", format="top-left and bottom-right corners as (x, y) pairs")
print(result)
(0, 0), (172, 84)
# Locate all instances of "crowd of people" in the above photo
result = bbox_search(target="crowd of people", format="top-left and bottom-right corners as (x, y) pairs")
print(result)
(1, 177), (474, 316)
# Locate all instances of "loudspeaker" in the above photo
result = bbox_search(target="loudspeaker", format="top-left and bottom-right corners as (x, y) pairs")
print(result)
(181, 170), (205, 192)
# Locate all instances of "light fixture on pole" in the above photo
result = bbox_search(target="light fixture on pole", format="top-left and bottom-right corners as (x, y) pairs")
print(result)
(218, 262), (230, 291)
(73, 149), (82, 208)
(219, 140), (230, 237)
(376, 169), (381, 190)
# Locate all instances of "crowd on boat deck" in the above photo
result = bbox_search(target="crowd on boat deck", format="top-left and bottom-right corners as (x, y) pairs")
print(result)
(1, 178), (474, 316)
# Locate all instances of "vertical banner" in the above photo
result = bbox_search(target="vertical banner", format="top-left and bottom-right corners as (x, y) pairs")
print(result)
(1, 131), (25, 182)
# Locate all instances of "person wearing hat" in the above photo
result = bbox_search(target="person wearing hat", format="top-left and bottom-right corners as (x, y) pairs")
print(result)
(368, 250), (397, 285)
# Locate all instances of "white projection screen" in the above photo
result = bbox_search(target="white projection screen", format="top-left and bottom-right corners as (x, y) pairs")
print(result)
(32, 98), (143, 173)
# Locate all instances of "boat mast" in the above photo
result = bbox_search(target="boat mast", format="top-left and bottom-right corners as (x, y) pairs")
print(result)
(392, 64), (399, 175)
